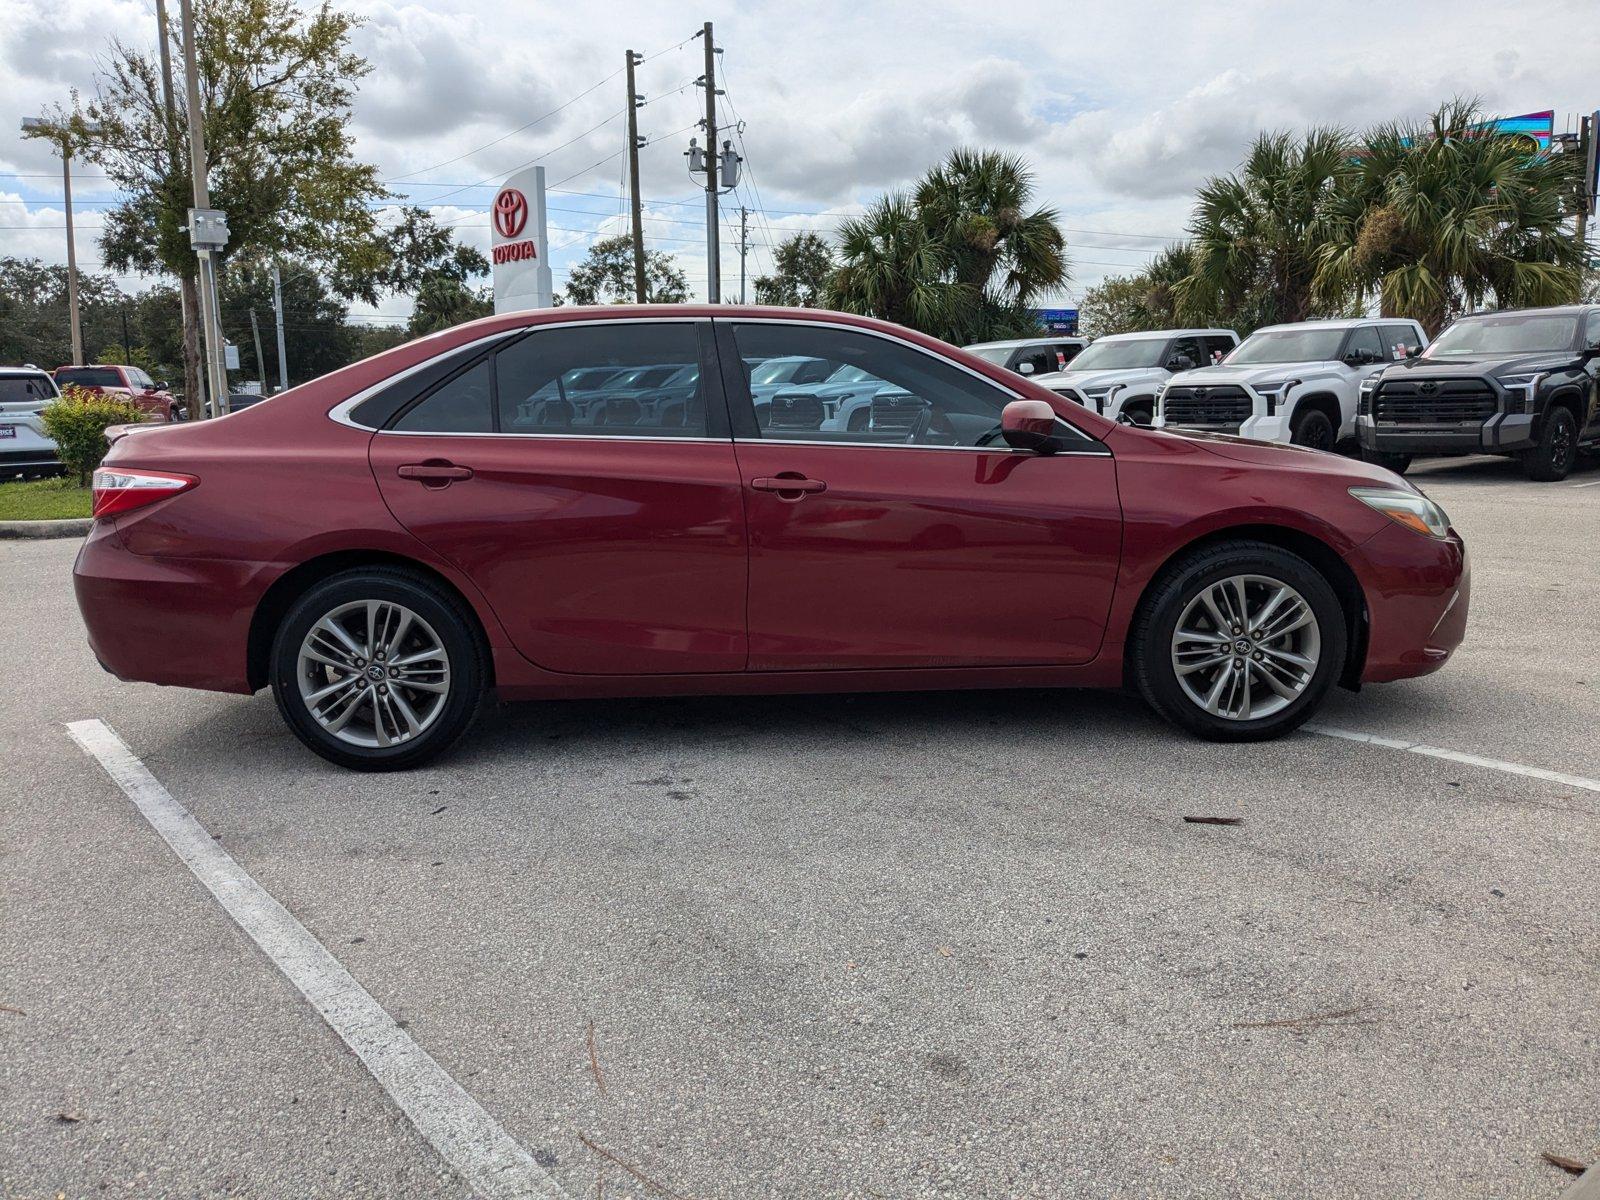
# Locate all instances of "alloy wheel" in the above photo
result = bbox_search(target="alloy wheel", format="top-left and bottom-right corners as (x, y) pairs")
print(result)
(295, 600), (451, 748)
(1170, 574), (1322, 721)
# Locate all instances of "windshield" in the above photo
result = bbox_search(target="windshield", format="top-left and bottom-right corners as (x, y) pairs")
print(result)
(56, 367), (125, 389)
(828, 364), (873, 383)
(1066, 339), (1168, 371)
(1224, 328), (1346, 366)
(966, 346), (1017, 365)
(1425, 313), (1580, 358)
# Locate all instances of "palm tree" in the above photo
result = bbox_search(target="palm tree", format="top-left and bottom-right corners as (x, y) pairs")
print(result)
(913, 149), (1068, 323)
(1178, 128), (1356, 328)
(826, 193), (971, 338)
(1315, 100), (1583, 334)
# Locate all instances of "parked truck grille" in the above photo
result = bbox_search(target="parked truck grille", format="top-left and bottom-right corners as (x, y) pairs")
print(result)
(1374, 379), (1498, 424)
(868, 392), (928, 432)
(1162, 385), (1252, 426)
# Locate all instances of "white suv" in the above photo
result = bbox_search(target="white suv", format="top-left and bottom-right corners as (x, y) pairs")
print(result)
(1035, 328), (1238, 425)
(963, 337), (1087, 378)
(1154, 318), (1428, 450)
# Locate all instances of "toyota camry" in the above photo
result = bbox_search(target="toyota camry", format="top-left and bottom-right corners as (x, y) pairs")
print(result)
(74, 306), (1469, 770)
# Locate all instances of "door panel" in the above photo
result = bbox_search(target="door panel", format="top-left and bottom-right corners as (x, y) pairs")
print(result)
(734, 441), (1122, 669)
(372, 434), (748, 674)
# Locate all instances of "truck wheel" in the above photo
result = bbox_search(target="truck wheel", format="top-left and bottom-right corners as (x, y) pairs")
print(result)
(1523, 406), (1578, 481)
(1360, 447), (1412, 475)
(1290, 409), (1335, 451)
(1129, 540), (1346, 743)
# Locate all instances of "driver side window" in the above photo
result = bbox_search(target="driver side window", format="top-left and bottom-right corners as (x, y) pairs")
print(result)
(730, 322), (1022, 447)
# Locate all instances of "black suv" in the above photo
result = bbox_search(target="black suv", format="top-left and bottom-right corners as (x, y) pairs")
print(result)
(1356, 304), (1600, 481)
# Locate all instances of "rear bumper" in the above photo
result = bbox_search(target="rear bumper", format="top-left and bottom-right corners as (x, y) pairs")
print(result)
(74, 520), (261, 694)
(1356, 413), (1535, 455)
(1349, 523), (1469, 683)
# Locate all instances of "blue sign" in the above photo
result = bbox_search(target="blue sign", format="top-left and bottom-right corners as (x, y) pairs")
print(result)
(1034, 307), (1079, 335)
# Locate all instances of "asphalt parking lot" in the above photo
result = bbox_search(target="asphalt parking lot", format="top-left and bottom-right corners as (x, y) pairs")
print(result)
(3, 453), (1598, 1200)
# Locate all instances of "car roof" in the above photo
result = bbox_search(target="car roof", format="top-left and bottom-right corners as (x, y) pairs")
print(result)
(1251, 318), (1420, 334)
(0, 366), (54, 377)
(1450, 304), (1599, 319)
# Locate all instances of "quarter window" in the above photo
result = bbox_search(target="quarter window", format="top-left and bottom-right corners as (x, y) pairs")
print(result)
(392, 359), (493, 433)
(495, 322), (707, 436)
(731, 322), (1080, 448)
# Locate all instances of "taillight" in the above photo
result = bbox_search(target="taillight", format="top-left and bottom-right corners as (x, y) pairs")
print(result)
(91, 468), (198, 518)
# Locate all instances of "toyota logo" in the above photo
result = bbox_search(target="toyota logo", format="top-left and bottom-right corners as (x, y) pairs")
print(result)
(1194, 387), (1208, 397)
(493, 188), (529, 239)
(1419, 381), (1438, 395)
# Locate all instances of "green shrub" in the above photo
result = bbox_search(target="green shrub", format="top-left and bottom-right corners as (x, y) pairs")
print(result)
(40, 385), (148, 485)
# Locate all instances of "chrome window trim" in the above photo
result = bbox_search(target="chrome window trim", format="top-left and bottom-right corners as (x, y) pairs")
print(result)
(325, 316), (707, 431)
(722, 315), (1110, 456)
(372, 430), (728, 444)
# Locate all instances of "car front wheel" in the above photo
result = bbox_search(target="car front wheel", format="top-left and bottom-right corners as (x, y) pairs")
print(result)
(1130, 541), (1347, 742)
(1289, 408), (1335, 451)
(1523, 406), (1578, 481)
(270, 567), (486, 770)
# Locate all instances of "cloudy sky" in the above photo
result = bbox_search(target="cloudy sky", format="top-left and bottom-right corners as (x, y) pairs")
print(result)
(3, 0), (1598, 329)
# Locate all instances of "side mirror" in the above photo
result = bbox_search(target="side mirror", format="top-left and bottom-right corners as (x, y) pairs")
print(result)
(1167, 354), (1196, 371)
(1017, 361), (1036, 375)
(155, 380), (171, 391)
(1001, 399), (1059, 454)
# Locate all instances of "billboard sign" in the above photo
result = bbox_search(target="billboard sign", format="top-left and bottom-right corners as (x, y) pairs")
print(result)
(1034, 307), (1079, 335)
(492, 164), (553, 313)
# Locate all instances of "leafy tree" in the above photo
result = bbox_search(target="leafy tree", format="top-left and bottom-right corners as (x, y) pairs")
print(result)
(218, 260), (359, 385)
(1179, 128), (1356, 328)
(362, 206), (490, 297)
(0, 256), (135, 370)
(1078, 245), (1224, 338)
(753, 232), (835, 306)
(408, 276), (493, 336)
(828, 149), (1067, 343)
(1315, 100), (1583, 334)
(46, 0), (389, 405)
(562, 234), (687, 305)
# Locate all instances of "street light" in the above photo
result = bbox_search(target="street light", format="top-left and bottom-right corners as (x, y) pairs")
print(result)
(20, 117), (84, 366)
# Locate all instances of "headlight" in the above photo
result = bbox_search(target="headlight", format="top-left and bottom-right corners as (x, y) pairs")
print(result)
(1358, 377), (1378, 394)
(1498, 373), (1544, 414)
(1251, 378), (1299, 414)
(1349, 486), (1451, 538)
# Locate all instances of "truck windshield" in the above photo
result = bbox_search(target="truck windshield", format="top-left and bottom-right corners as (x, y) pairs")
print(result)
(1224, 329), (1346, 365)
(1066, 339), (1168, 371)
(1425, 313), (1580, 358)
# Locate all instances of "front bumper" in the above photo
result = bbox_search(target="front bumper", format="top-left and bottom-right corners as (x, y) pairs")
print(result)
(1349, 522), (1470, 683)
(1153, 411), (1291, 441)
(1356, 412), (1535, 455)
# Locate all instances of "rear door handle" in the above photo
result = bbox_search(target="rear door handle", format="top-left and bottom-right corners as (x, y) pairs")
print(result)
(751, 475), (826, 495)
(398, 461), (474, 487)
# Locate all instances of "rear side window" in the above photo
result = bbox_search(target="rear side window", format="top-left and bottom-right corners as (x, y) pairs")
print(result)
(392, 359), (493, 433)
(1054, 342), (1084, 366)
(1202, 335), (1235, 363)
(495, 322), (707, 436)
(0, 375), (56, 402)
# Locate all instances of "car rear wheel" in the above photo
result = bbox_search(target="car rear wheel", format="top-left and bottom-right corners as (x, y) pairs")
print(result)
(1522, 406), (1578, 481)
(1289, 408), (1335, 451)
(1129, 541), (1346, 742)
(270, 568), (486, 770)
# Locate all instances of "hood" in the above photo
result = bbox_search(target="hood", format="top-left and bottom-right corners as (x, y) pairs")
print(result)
(1147, 425), (1408, 487)
(1038, 366), (1167, 392)
(1167, 360), (1331, 387)
(1381, 352), (1577, 381)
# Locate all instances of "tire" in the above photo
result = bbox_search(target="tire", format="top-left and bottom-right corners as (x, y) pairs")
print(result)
(1360, 447), (1412, 476)
(1289, 407), (1335, 451)
(1129, 541), (1347, 742)
(270, 567), (487, 770)
(169, 402), (187, 422)
(1522, 406), (1578, 482)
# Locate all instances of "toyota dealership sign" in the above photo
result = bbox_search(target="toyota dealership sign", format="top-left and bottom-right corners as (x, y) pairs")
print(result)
(491, 164), (553, 312)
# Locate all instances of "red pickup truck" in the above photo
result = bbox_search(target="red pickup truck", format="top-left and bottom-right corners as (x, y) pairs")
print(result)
(54, 364), (185, 422)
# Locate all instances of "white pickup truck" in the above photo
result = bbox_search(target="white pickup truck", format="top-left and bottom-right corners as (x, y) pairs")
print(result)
(1034, 328), (1238, 425)
(1153, 318), (1428, 450)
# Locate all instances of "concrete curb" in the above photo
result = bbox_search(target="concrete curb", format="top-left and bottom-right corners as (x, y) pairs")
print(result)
(1562, 1164), (1600, 1199)
(0, 518), (91, 540)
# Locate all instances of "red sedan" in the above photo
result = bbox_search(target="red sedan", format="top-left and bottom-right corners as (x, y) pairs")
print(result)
(74, 306), (1468, 770)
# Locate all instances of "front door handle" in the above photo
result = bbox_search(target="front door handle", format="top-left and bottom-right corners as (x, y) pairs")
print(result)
(751, 474), (827, 499)
(398, 461), (474, 488)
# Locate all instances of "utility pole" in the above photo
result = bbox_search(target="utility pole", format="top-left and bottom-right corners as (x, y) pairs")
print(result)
(271, 264), (289, 392)
(121, 308), (133, 363)
(249, 307), (266, 392)
(178, 0), (230, 418)
(700, 21), (720, 303)
(20, 119), (83, 365)
(738, 205), (749, 304)
(624, 49), (647, 303)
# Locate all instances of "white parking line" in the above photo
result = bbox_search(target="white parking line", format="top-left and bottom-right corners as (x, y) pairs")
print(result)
(1571, 479), (1600, 488)
(65, 719), (571, 1200)
(1307, 724), (1600, 795)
